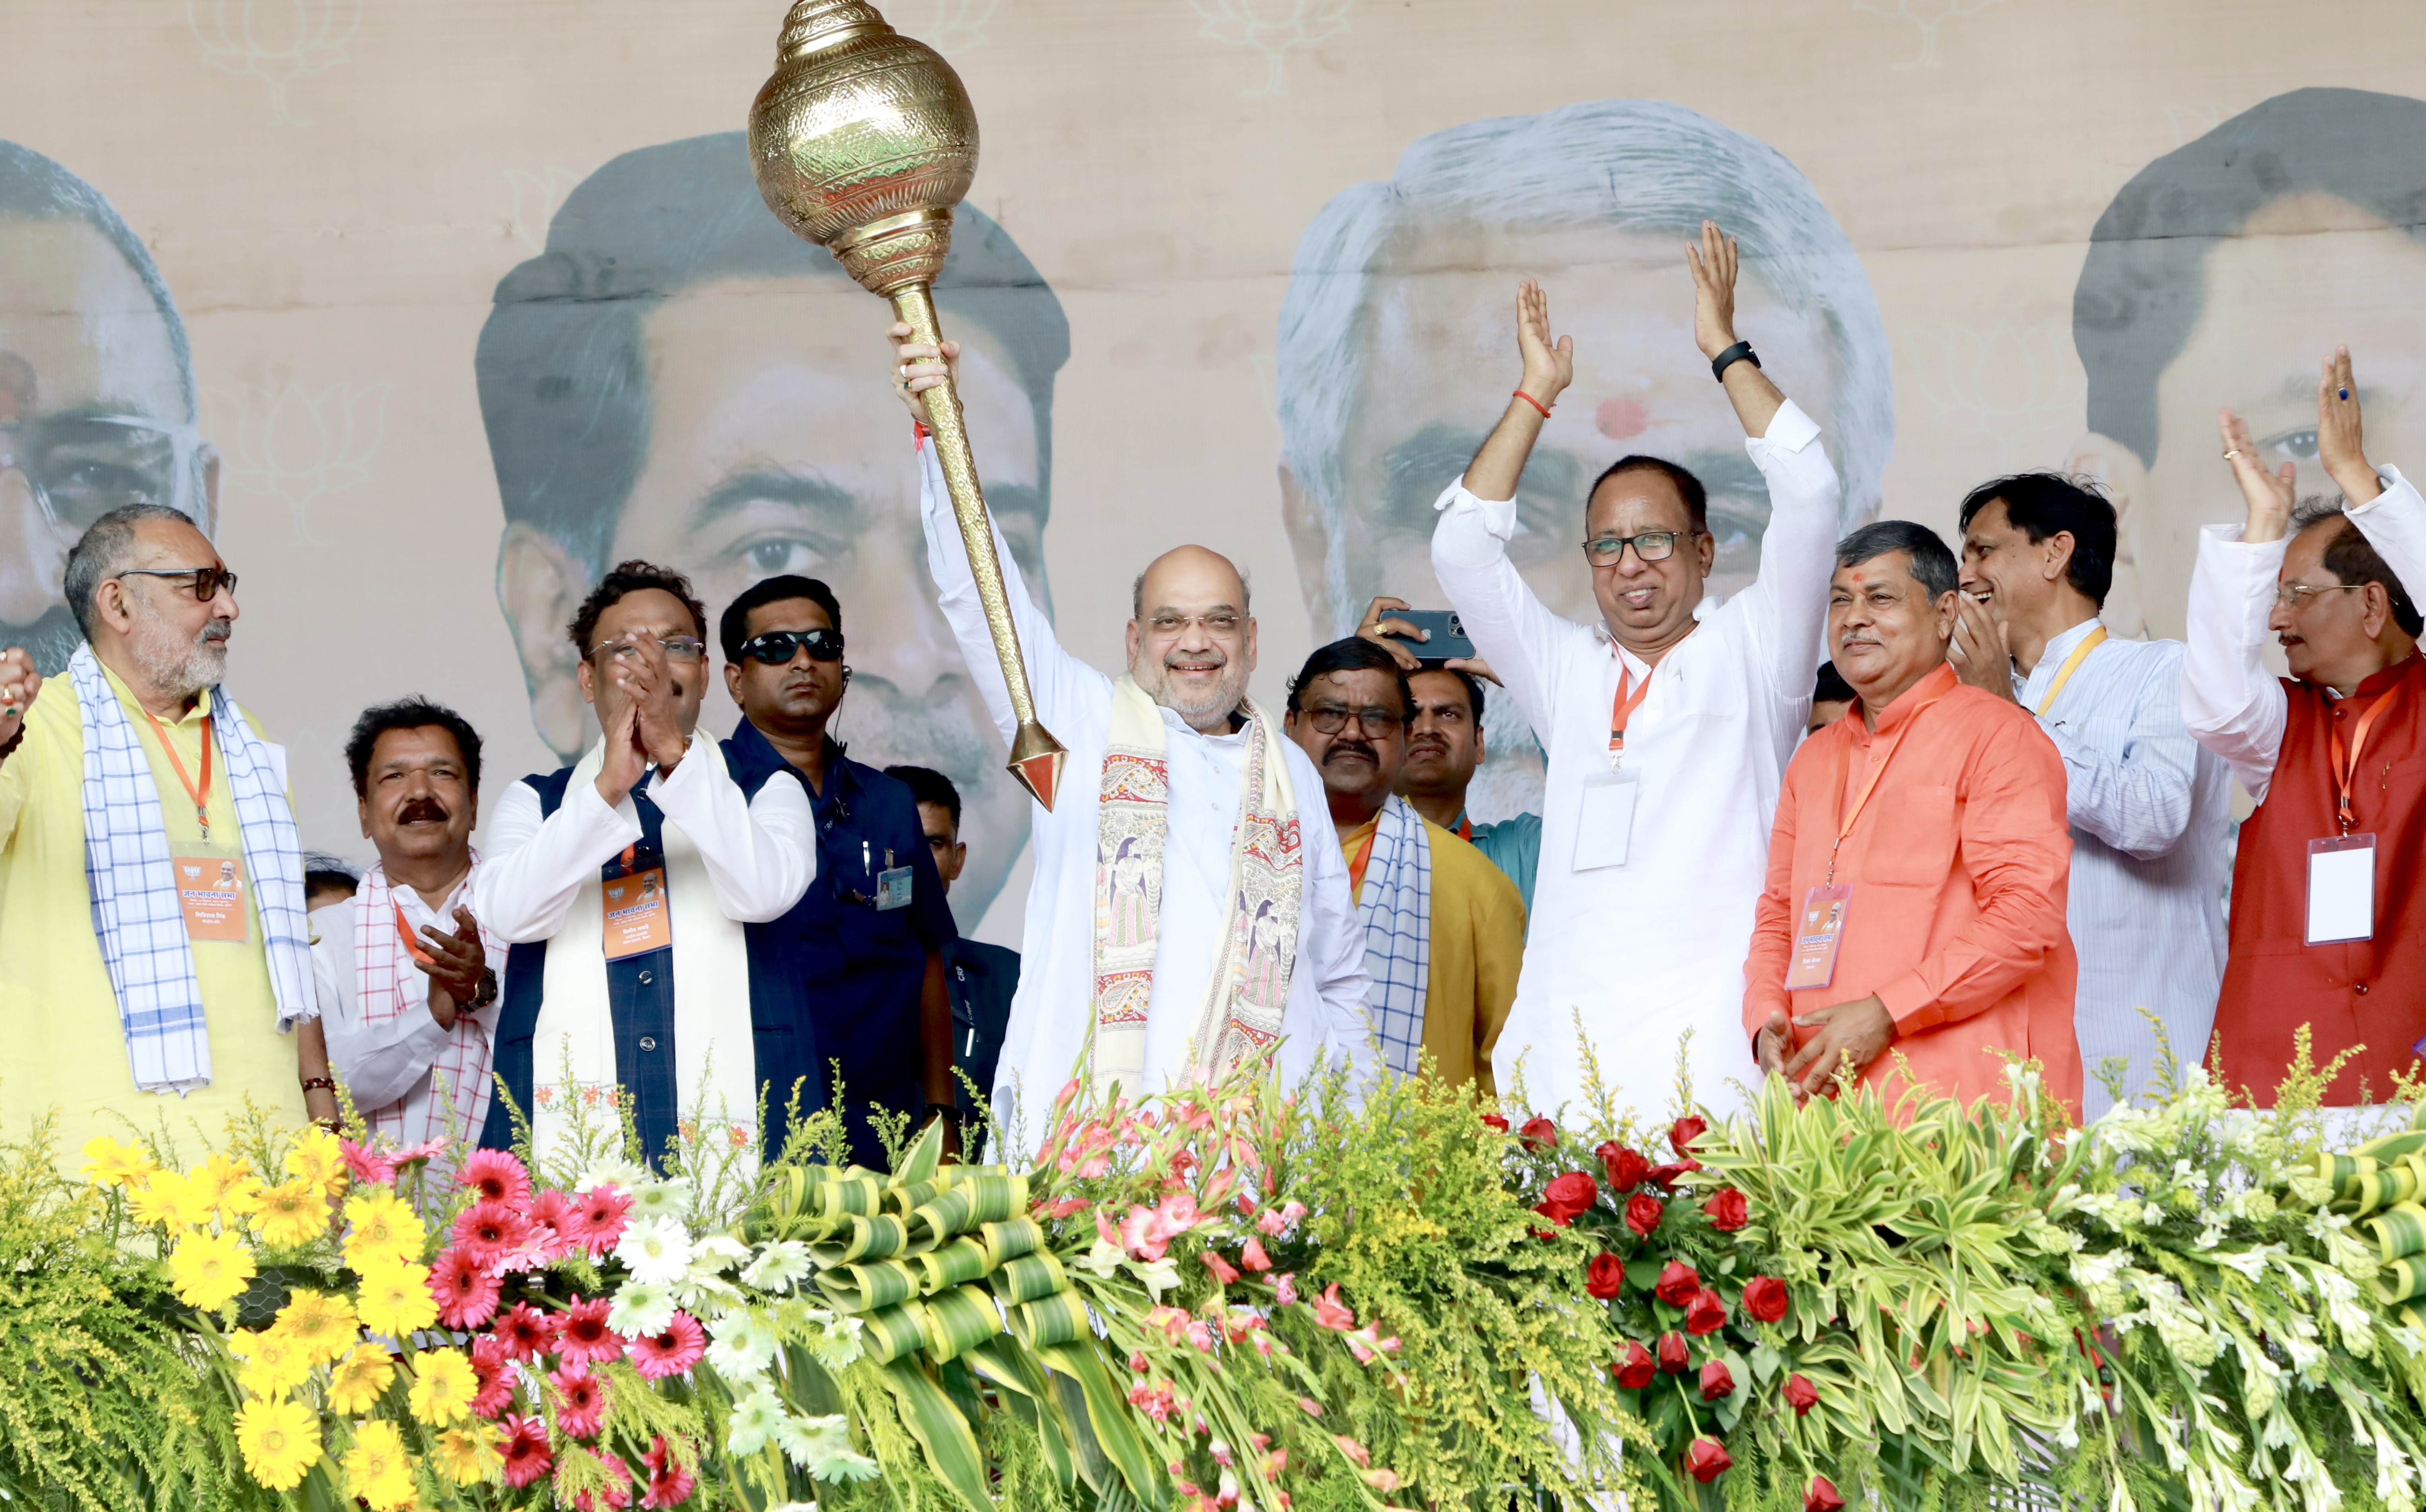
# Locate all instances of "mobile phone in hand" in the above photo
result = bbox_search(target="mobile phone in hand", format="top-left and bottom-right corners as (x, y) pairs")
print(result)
(1381, 609), (1476, 664)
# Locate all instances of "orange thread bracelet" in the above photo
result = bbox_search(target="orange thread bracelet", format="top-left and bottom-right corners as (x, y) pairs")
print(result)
(1512, 389), (1552, 418)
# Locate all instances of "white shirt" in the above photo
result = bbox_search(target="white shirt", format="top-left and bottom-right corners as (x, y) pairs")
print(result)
(913, 442), (1376, 1147)
(471, 734), (816, 942)
(2185, 466), (2426, 801)
(1432, 399), (1839, 1123)
(311, 867), (499, 1148)
(2015, 618), (2228, 1119)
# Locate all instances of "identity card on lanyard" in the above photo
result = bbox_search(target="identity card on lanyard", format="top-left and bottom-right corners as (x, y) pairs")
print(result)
(143, 708), (251, 944)
(2308, 677), (2404, 945)
(1783, 699), (1936, 991)
(1573, 648), (1667, 872)
(602, 843), (674, 959)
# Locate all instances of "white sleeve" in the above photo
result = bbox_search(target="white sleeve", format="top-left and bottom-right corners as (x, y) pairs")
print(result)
(2042, 641), (2198, 860)
(2181, 523), (2290, 802)
(2345, 465), (2426, 601)
(1429, 477), (1592, 745)
(1729, 399), (1842, 702)
(469, 776), (640, 944)
(1289, 748), (1378, 1083)
(647, 739), (815, 923)
(915, 434), (1108, 742)
(312, 903), (450, 1112)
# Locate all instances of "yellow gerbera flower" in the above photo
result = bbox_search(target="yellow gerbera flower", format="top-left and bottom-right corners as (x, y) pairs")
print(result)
(128, 1169), (216, 1230)
(79, 1134), (157, 1189)
(271, 1288), (358, 1364)
(354, 1259), (438, 1337)
(285, 1128), (349, 1199)
(431, 1424), (500, 1487)
(325, 1344), (395, 1415)
(167, 1228), (256, 1311)
(252, 1179), (330, 1249)
(407, 1345), (478, 1426)
(234, 1394), (321, 1491)
(343, 1419), (416, 1512)
(234, 1327), (311, 1399)
(341, 1189), (426, 1272)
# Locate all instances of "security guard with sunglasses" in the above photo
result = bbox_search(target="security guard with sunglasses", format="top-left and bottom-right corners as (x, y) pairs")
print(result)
(718, 575), (961, 1167)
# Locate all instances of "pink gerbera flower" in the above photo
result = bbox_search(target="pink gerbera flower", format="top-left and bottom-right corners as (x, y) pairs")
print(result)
(430, 1245), (502, 1329)
(551, 1361), (607, 1440)
(640, 1435), (697, 1508)
(389, 1136), (448, 1168)
(555, 1295), (625, 1366)
(571, 1448), (635, 1511)
(528, 1189), (577, 1257)
(452, 1199), (534, 1265)
(573, 1185), (631, 1255)
(339, 1137), (397, 1188)
(469, 1333), (516, 1418)
(497, 1301), (562, 1362)
(459, 1148), (532, 1207)
(627, 1311), (707, 1380)
(500, 1414), (554, 1487)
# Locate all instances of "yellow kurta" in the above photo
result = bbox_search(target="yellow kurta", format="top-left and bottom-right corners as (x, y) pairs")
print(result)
(1340, 811), (1526, 1095)
(0, 658), (305, 1160)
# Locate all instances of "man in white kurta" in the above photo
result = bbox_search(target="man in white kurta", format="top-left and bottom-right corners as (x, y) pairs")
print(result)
(894, 350), (1375, 1150)
(1431, 227), (1841, 1124)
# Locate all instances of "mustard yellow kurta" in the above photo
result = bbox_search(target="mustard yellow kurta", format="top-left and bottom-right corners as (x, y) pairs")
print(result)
(0, 658), (305, 1159)
(1339, 812), (1526, 1094)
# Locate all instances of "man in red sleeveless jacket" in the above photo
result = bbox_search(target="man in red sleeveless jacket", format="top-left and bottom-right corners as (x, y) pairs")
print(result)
(2187, 348), (2426, 1105)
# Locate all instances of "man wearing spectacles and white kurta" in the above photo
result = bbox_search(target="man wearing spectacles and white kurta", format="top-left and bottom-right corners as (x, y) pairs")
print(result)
(1429, 222), (1845, 1125)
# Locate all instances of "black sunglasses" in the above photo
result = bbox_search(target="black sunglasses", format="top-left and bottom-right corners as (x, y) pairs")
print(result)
(738, 627), (845, 666)
(116, 565), (238, 602)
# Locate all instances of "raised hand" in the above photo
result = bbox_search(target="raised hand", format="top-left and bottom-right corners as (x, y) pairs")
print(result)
(595, 693), (648, 809)
(1948, 594), (2017, 701)
(2220, 408), (2297, 545)
(0, 647), (37, 754)
(2318, 346), (2381, 506)
(413, 905), (489, 1029)
(611, 633), (689, 771)
(887, 320), (961, 422)
(1686, 219), (1741, 361)
(1513, 280), (1574, 411)
(1355, 596), (1427, 672)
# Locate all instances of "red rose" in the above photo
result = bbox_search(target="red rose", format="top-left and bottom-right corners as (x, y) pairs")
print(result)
(1805, 1475), (1846, 1512)
(1670, 1116), (1709, 1156)
(1585, 1253), (1625, 1300)
(1684, 1287), (1728, 1336)
(1782, 1373), (1819, 1416)
(1643, 1160), (1700, 1191)
(1684, 1437), (1732, 1483)
(1595, 1141), (1650, 1194)
(1623, 1192), (1665, 1238)
(1698, 1359), (1735, 1401)
(1519, 1115), (1560, 1151)
(1611, 1341), (1655, 1389)
(1541, 1171), (1599, 1222)
(1531, 1201), (1572, 1231)
(1653, 1260), (1700, 1305)
(1481, 1113), (1510, 1132)
(1742, 1275), (1789, 1323)
(1703, 1187), (1749, 1232)
(1656, 1332), (1690, 1374)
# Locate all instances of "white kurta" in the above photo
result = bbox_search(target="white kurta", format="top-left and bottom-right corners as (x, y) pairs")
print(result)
(913, 441), (1376, 1149)
(311, 866), (500, 1149)
(1432, 400), (1840, 1125)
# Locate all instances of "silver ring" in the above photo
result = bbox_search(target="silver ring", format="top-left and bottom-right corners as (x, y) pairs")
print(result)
(2223, 450), (2244, 461)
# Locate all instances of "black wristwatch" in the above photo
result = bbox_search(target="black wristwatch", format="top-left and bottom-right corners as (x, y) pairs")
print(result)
(1710, 340), (1760, 383)
(469, 968), (500, 1009)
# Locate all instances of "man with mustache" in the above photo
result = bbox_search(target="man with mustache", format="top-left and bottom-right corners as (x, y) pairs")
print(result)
(471, 562), (816, 1171)
(719, 574), (959, 1166)
(892, 327), (1376, 1145)
(1283, 637), (1524, 1092)
(306, 698), (503, 1164)
(0, 502), (316, 1156)
(1431, 224), (1842, 1123)
(1745, 522), (2081, 1114)
(2189, 351), (2426, 1106)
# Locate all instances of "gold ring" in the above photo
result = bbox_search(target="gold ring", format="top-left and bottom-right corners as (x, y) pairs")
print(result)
(2223, 450), (2244, 461)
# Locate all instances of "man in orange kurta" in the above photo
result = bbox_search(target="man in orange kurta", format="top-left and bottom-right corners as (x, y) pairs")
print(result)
(1745, 521), (2083, 1115)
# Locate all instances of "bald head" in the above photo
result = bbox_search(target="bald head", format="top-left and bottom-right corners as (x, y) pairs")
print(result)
(1126, 544), (1258, 734)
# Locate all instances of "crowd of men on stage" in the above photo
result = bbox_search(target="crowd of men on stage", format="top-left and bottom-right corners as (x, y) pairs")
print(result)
(5, 219), (2421, 1175)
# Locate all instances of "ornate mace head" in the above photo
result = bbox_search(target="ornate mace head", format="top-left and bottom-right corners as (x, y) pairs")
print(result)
(746, 0), (979, 296)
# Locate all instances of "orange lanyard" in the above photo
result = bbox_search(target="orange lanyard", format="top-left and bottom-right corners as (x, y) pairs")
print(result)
(1347, 824), (1378, 900)
(2330, 675), (2408, 833)
(1824, 693), (1946, 884)
(140, 708), (214, 841)
(392, 901), (435, 965)
(1453, 814), (1473, 842)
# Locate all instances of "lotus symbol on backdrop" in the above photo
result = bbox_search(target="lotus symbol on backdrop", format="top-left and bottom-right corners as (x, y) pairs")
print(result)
(747, 0), (1069, 811)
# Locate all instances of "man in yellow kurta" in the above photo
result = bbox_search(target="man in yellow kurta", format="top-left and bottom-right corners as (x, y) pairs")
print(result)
(1283, 638), (1525, 1092)
(0, 503), (313, 1158)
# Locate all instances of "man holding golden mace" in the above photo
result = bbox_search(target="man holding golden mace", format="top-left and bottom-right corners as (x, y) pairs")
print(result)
(750, 0), (1378, 1140)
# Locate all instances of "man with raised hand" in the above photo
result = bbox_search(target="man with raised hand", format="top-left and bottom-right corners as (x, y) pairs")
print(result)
(2188, 349), (2426, 1105)
(1431, 222), (1840, 1123)
(891, 325), (1375, 1147)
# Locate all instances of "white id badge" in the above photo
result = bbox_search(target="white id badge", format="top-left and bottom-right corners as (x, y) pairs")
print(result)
(1572, 771), (1641, 872)
(2307, 834), (2377, 944)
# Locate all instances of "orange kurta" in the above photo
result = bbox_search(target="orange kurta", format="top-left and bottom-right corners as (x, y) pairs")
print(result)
(1742, 664), (2083, 1115)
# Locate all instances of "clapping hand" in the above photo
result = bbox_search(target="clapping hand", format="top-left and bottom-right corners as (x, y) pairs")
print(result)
(414, 905), (488, 1029)
(2317, 346), (2381, 507)
(0, 647), (37, 752)
(2219, 408), (2296, 545)
(1948, 595), (2017, 701)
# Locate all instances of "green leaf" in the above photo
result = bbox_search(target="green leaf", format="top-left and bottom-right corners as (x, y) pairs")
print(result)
(896, 1121), (946, 1187)
(1039, 1339), (1166, 1511)
(1750, 1342), (1783, 1384)
(879, 1356), (995, 1512)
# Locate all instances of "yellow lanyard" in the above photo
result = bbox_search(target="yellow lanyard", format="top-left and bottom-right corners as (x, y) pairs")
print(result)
(2031, 625), (2108, 717)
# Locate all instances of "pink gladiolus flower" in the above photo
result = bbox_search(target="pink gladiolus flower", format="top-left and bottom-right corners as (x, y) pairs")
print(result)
(459, 1148), (532, 1207)
(1046, 1197), (1089, 1218)
(1147, 1305), (1191, 1341)
(500, 1414), (553, 1487)
(628, 1311), (707, 1379)
(1274, 1273), (1299, 1306)
(1203, 1251), (1242, 1285)
(1186, 1320), (1215, 1353)
(1312, 1282), (1356, 1331)
(431, 1246), (502, 1328)
(1345, 1324), (1400, 1364)
(1121, 1205), (1171, 1261)
(1240, 1236), (1272, 1272)
(1363, 1469), (1403, 1493)
(550, 1361), (607, 1440)
(1160, 1193), (1201, 1232)
(1335, 1435), (1372, 1468)
(340, 1138), (397, 1188)
(1256, 1208), (1289, 1236)
(1279, 1201), (1307, 1226)
(1298, 1397), (1324, 1417)
(1077, 1154), (1111, 1179)
(1129, 1350), (1150, 1374)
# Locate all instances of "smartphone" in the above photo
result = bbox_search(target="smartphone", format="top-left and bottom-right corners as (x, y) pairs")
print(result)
(1380, 609), (1477, 664)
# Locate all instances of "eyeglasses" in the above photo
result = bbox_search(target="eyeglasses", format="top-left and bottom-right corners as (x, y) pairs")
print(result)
(1143, 612), (1243, 637)
(738, 628), (845, 665)
(1583, 529), (1702, 566)
(0, 414), (204, 535)
(116, 566), (238, 602)
(590, 634), (708, 664)
(1300, 703), (1405, 737)
(2274, 582), (2366, 611)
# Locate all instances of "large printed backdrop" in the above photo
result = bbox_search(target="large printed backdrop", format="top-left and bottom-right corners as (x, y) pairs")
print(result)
(5, 0), (2421, 945)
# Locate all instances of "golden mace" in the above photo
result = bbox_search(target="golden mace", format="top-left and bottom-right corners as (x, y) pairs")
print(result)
(748, 0), (1068, 811)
